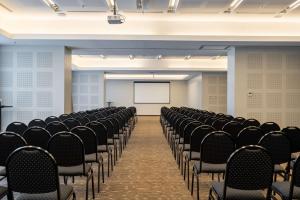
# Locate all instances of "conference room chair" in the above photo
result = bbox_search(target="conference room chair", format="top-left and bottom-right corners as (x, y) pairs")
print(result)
(87, 121), (114, 177)
(184, 125), (215, 189)
(223, 115), (234, 121)
(173, 117), (190, 161)
(211, 118), (230, 131)
(0, 132), (27, 178)
(6, 146), (76, 200)
(87, 114), (97, 122)
(28, 119), (47, 128)
(46, 121), (69, 135)
(204, 117), (218, 126)
(0, 186), (7, 199)
(215, 113), (225, 118)
(59, 114), (71, 121)
(235, 126), (264, 148)
(109, 117), (125, 154)
(76, 116), (90, 126)
(45, 116), (61, 124)
(63, 118), (81, 130)
(282, 127), (300, 161)
(242, 118), (261, 128)
(191, 131), (235, 200)
(208, 145), (274, 200)
(272, 156), (300, 200)
(222, 121), (244, 140)
(6, 122), (28, 135)
(71, 126), (104, 192)
(258, 131), (291, 181)
(232, 116), (246, 123)
(47, 132), (94, 200)
(22, 127), (51, 149)
(260, 122), (281, 134)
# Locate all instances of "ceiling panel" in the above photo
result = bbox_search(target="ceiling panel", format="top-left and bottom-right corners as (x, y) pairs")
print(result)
(236, 0), (294, 14)
(55, 0), (108, 12)
(118, 0), (169, 12)
(0, 0), (51, 14)
(177, 0), (232, 13)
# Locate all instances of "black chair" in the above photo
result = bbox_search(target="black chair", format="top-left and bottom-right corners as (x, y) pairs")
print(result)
(236, 126), (264, 148)
(63, 118), (81, 130)
(71, 126), (104, 192)
(212, 118), (230, 131)
(76, 117), (90, 126)
(28, 119), (47, 128)
(23, 127), (51, 149)
(191, 131), (235, 200)
(59, 114), (70, 121)
(0, 187), (6, 199)
(6, 146), (75, 200)
(233, 117), (246, 124)
(222, 121), (244, 139)
(45, 116), (61, 124)
(46, 121), (69, 135)
(272, 156), (300, 200)
(0, 132), (27, 177)
(260, 122), (280, 134)
(87, 121), (114, 177)
(282, 127), (300, 162)
(184, 125), (215, 189)
(242, 118), (260, 128)
(208, 145), (274, 200)
(47, 132), (94, 200)
(258, 131), (291, 180)
(6, 122), (28, 135)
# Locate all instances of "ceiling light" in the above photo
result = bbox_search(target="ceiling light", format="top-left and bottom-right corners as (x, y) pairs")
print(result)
(289, 0), (300, 9)
(105, 74), (188, 80)
(225, 0), (244, 13)
(277, 0), (300, 17)
(168, 0), (180, 13)
(129, 55), (135, 60)
(184, 55), (191, 60)
(42, 0), (60, 12)
(0, 3), (13, 12)
(157, 55), (162, 60)
(100, 55), (105, 59)
(153, 74), (188, 80)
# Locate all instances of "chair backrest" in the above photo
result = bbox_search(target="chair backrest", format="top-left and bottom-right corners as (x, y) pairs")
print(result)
(290, 156), (300, 195)
(282, 126), (300, 153)
(63, 118), (81, 130)
(222, 121), (244, 139)
(76, 117), (90, 126)
(28, 119), (47, 128)
(86, 121), (108, 146)
(23, 127), (51, 149)
(190, 125), (215, 153)
(200, 131), (235, 165)
(6, 146), (60, 198)
(0, 132), (27, 166)
(71, 126), (98, 155)
(45, 116), (60, 124)
(224, 145), (273, 198)
(242, 118), (260, 128)
(97, 118), (114, 139)
(6, 122), (28, 135)
(212, 118), (230, 131)
(258, 131), (291, 165)
(236, 126), (264, 148)
(45, 121), (69, 135)
(58, 114), (70, 121)
(260, 122), (280, 134)
(204, 117), (218, 126)
(47, 132), (85, 169)
(183, 121), (203, 145)
(233, 117), (246, 124)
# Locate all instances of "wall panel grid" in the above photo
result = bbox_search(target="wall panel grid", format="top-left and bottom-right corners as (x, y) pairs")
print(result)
(72, 72), (101, 112)
(0, 49), (56, 130)
(243, 51), (300, 127)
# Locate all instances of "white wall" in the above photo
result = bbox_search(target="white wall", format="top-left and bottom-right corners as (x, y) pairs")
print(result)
(0, 45), (69, 130)
(228, 47), (300, 127)
(72, 71), (105, 112)
(187, 74), (202, 109)
(105, 80), (187, 115)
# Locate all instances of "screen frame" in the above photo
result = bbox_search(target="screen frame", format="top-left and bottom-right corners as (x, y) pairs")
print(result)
(133, 81), (171, 104)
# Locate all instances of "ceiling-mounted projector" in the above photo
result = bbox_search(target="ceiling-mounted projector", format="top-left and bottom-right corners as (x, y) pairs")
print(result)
(107, 0), (125, 24)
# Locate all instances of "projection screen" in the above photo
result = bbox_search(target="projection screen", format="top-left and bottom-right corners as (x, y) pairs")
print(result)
(134, 82), (170, 104)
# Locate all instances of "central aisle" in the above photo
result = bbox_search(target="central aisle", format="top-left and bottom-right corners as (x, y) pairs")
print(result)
(99, 116), (193, 200)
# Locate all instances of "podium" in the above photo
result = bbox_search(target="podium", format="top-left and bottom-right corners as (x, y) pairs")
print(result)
(107, 101), (113, 107)
(0, 101), (13, 131)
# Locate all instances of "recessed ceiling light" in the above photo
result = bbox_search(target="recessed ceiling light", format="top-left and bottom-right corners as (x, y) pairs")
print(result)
(157, 55), (162, 60)
(129, 55), (135, 60)
(42, 0), (61, 12)
(277, 0), (300, 16)
(225, 0), (244, 13)
(105, 73), (188, 80)
(100, 55), (105, 59)
(0, 3), (13, 12)
(168, 0), (180, 13)
(184, 55), (191, 60)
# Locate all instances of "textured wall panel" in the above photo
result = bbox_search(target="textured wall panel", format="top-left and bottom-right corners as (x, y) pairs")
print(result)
(266, 93), (282, 108)
(17, 72), (33, 88)
(219, 85), (227, 95)
(286, 112), (300, 126)
(286, 93), (300, 108)
(247, 112), (263, 122)
(16, 111), (33, 123)
(266, 112), (282, 125)
(247, 54), (263, 70)
(79, 95), (89, 105)
(36, 92), (53, 107)
(36, 72), (53, 88)
(80, 74), (89, 83)
(0, 52), (13, 69)
(90, 96), (99, 104)
(89, 74), (99, 83)
(208, 96), (218, 105)
(286, 54), (300, 70)
(218, 95), (227, 105)
(0, 71), (13, 87)
(266, 54), (282, 70)
(265, 73), (282, 89)
(2, 111), (13, 128)
(208, 77), (218, 84)
(37, 52), (53, 68)
(36, 111), (53, 120)
(208, 85), (217, 95)
(79, 85), (89, 94)
(247, 73), (263, 89)
(90, 85), (99, 94)
(286, 74), (300, 89)
(0, 91), (13, 105)
(16, 91), (33, 107)
(247, 93), (263, 108)
(17, 52), (33, 68)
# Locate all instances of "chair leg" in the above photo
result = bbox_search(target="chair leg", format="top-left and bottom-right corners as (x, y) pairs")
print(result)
(91, 170), (95, 199)
(191, 170), (194, 195)
(85, 176), (89, 200)
(107, 152), (110, 177)
(102, 160), (105, 183)
(97, 162), (100, 192)
(184, 160), (186, 180)
(111, 152), (114, 171)
(196, 174), (200, 200)
(72, 192), (76, 200)
(187, 161), (190, 189)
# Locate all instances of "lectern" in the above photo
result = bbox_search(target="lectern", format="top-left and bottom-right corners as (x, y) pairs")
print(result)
(0, 101), (13, 131)
(107, 101), (113, 107)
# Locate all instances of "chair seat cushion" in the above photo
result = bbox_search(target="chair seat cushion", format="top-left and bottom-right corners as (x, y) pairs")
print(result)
(0, 186), (7, 199)
(274, 164), (285, 173)
(0, 167), (6, 176)
(212, 182), (266, 200)
(58, 164), (91, 176)
(85, 153), (102, 163)
(16, 185), (73, 200)
(272, 181), (300, 199)
(194, 161), (226, 173)
(183, 151), (200, 160)
(178, 144), (190, 151)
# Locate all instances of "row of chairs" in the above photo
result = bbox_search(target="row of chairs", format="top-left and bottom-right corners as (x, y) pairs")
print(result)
(0, 106), (137, 200)
(160, 106), (300, 200)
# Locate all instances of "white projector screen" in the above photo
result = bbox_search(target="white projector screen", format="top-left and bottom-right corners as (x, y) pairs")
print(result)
(134, 82), (170, 104)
